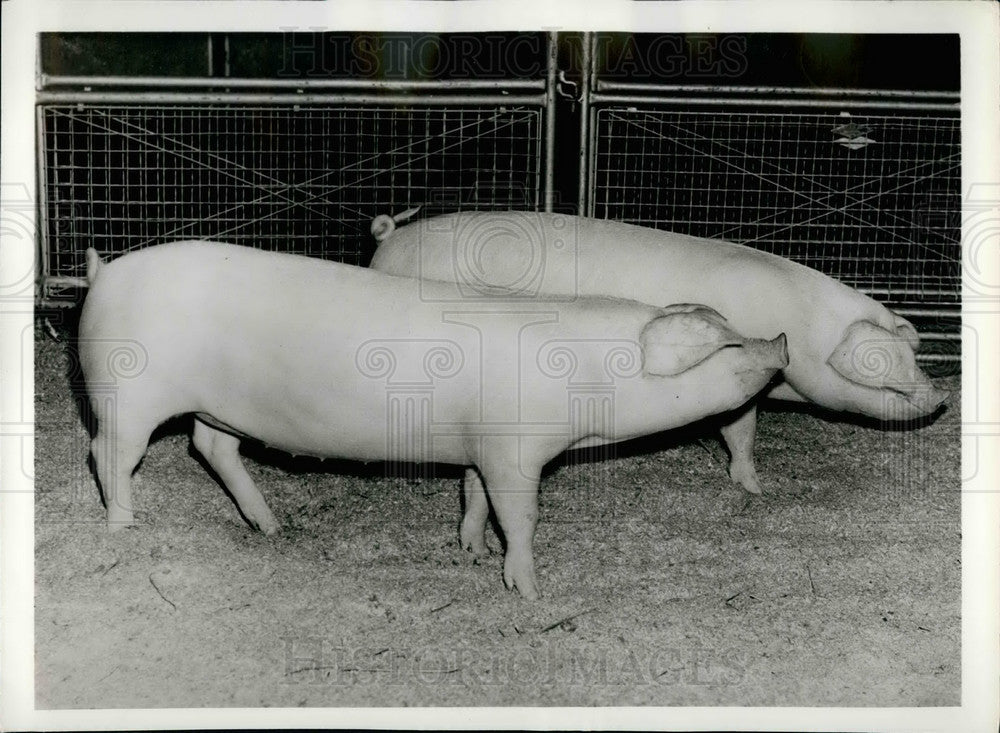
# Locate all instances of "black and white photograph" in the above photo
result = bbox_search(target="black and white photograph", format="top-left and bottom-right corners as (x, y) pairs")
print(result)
(1, 1), (998, 730)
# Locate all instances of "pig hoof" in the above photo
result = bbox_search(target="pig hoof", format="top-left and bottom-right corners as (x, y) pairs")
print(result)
(459, 521), (492, 558)
(107, 517), (137, 533)
(252, 514), (280, 535)
(503, 561), (541, 600)
(464, 541), (493, 560)
(460, 529), (492, 559)
(106, 505), (136, 531)
(728, 462), (763, 495)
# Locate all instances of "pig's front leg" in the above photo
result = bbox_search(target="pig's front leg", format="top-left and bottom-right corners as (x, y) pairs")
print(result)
(721, 381), (812, 495)
(719, 404), (762, 495)
(476, 442), (544, 600)
(459, 466), (492, 558)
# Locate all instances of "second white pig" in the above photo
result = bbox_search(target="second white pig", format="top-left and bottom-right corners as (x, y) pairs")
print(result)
(371, 210), (949, 496)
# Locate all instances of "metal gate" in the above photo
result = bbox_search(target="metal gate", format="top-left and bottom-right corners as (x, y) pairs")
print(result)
(37, 31), (961, 362)
(37, 34), (559, 299)
(577, 37), (961, 361)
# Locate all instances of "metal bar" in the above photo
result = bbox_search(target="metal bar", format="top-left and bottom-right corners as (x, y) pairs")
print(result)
(916, 353), (960, 363)
(577, 32), (593, 216)
(45, 276), (90, 289)
(36, 105), (50, 289)
(39, 74), (546, 92)
(585, 35), (600, 218)
(34, 28), (42, 91)
(36, 91), (548, 106)
(589, 93), (959, 112)
(890, 307), (961, 318)
(586, 103), (598, 217)
(595, 81), (960, 100)
(543, 30), (558, 213)
(38, 297), (83, 309)
(860, 288), (960, 299)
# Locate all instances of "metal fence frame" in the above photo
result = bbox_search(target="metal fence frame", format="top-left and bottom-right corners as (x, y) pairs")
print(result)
(36, 32), (961, 363)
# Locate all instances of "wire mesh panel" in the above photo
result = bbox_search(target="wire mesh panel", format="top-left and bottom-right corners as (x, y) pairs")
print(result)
(591, 107), (960, 305)
(40, 103), (543, 287)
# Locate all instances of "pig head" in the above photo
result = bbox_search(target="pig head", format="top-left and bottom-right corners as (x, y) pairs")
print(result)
(370, 210), (949, 495)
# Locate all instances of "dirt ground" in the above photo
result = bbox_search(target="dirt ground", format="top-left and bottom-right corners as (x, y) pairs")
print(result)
(33, 317), (960, 709)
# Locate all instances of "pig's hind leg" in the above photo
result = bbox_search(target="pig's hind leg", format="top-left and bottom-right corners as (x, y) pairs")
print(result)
(192, 418), (279, 534)
(459, 467), (492, 558)
(91, 419), (152, 531)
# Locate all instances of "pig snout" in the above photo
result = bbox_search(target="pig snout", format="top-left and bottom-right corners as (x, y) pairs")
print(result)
(882, 382), (950, 421)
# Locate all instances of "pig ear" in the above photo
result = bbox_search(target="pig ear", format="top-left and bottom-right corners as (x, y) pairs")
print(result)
(641, 311), (741, 377)
(890, 311), (921, 350)
(827, 320), (919, 390)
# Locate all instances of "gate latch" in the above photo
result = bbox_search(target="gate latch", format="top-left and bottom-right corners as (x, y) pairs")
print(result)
(832, 115), (876, 151)
(557, 71), (579, 108)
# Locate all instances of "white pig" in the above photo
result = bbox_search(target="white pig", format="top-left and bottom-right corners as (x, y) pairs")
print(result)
(79, 241), (787, 598)
(370, 211), (949, 495)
